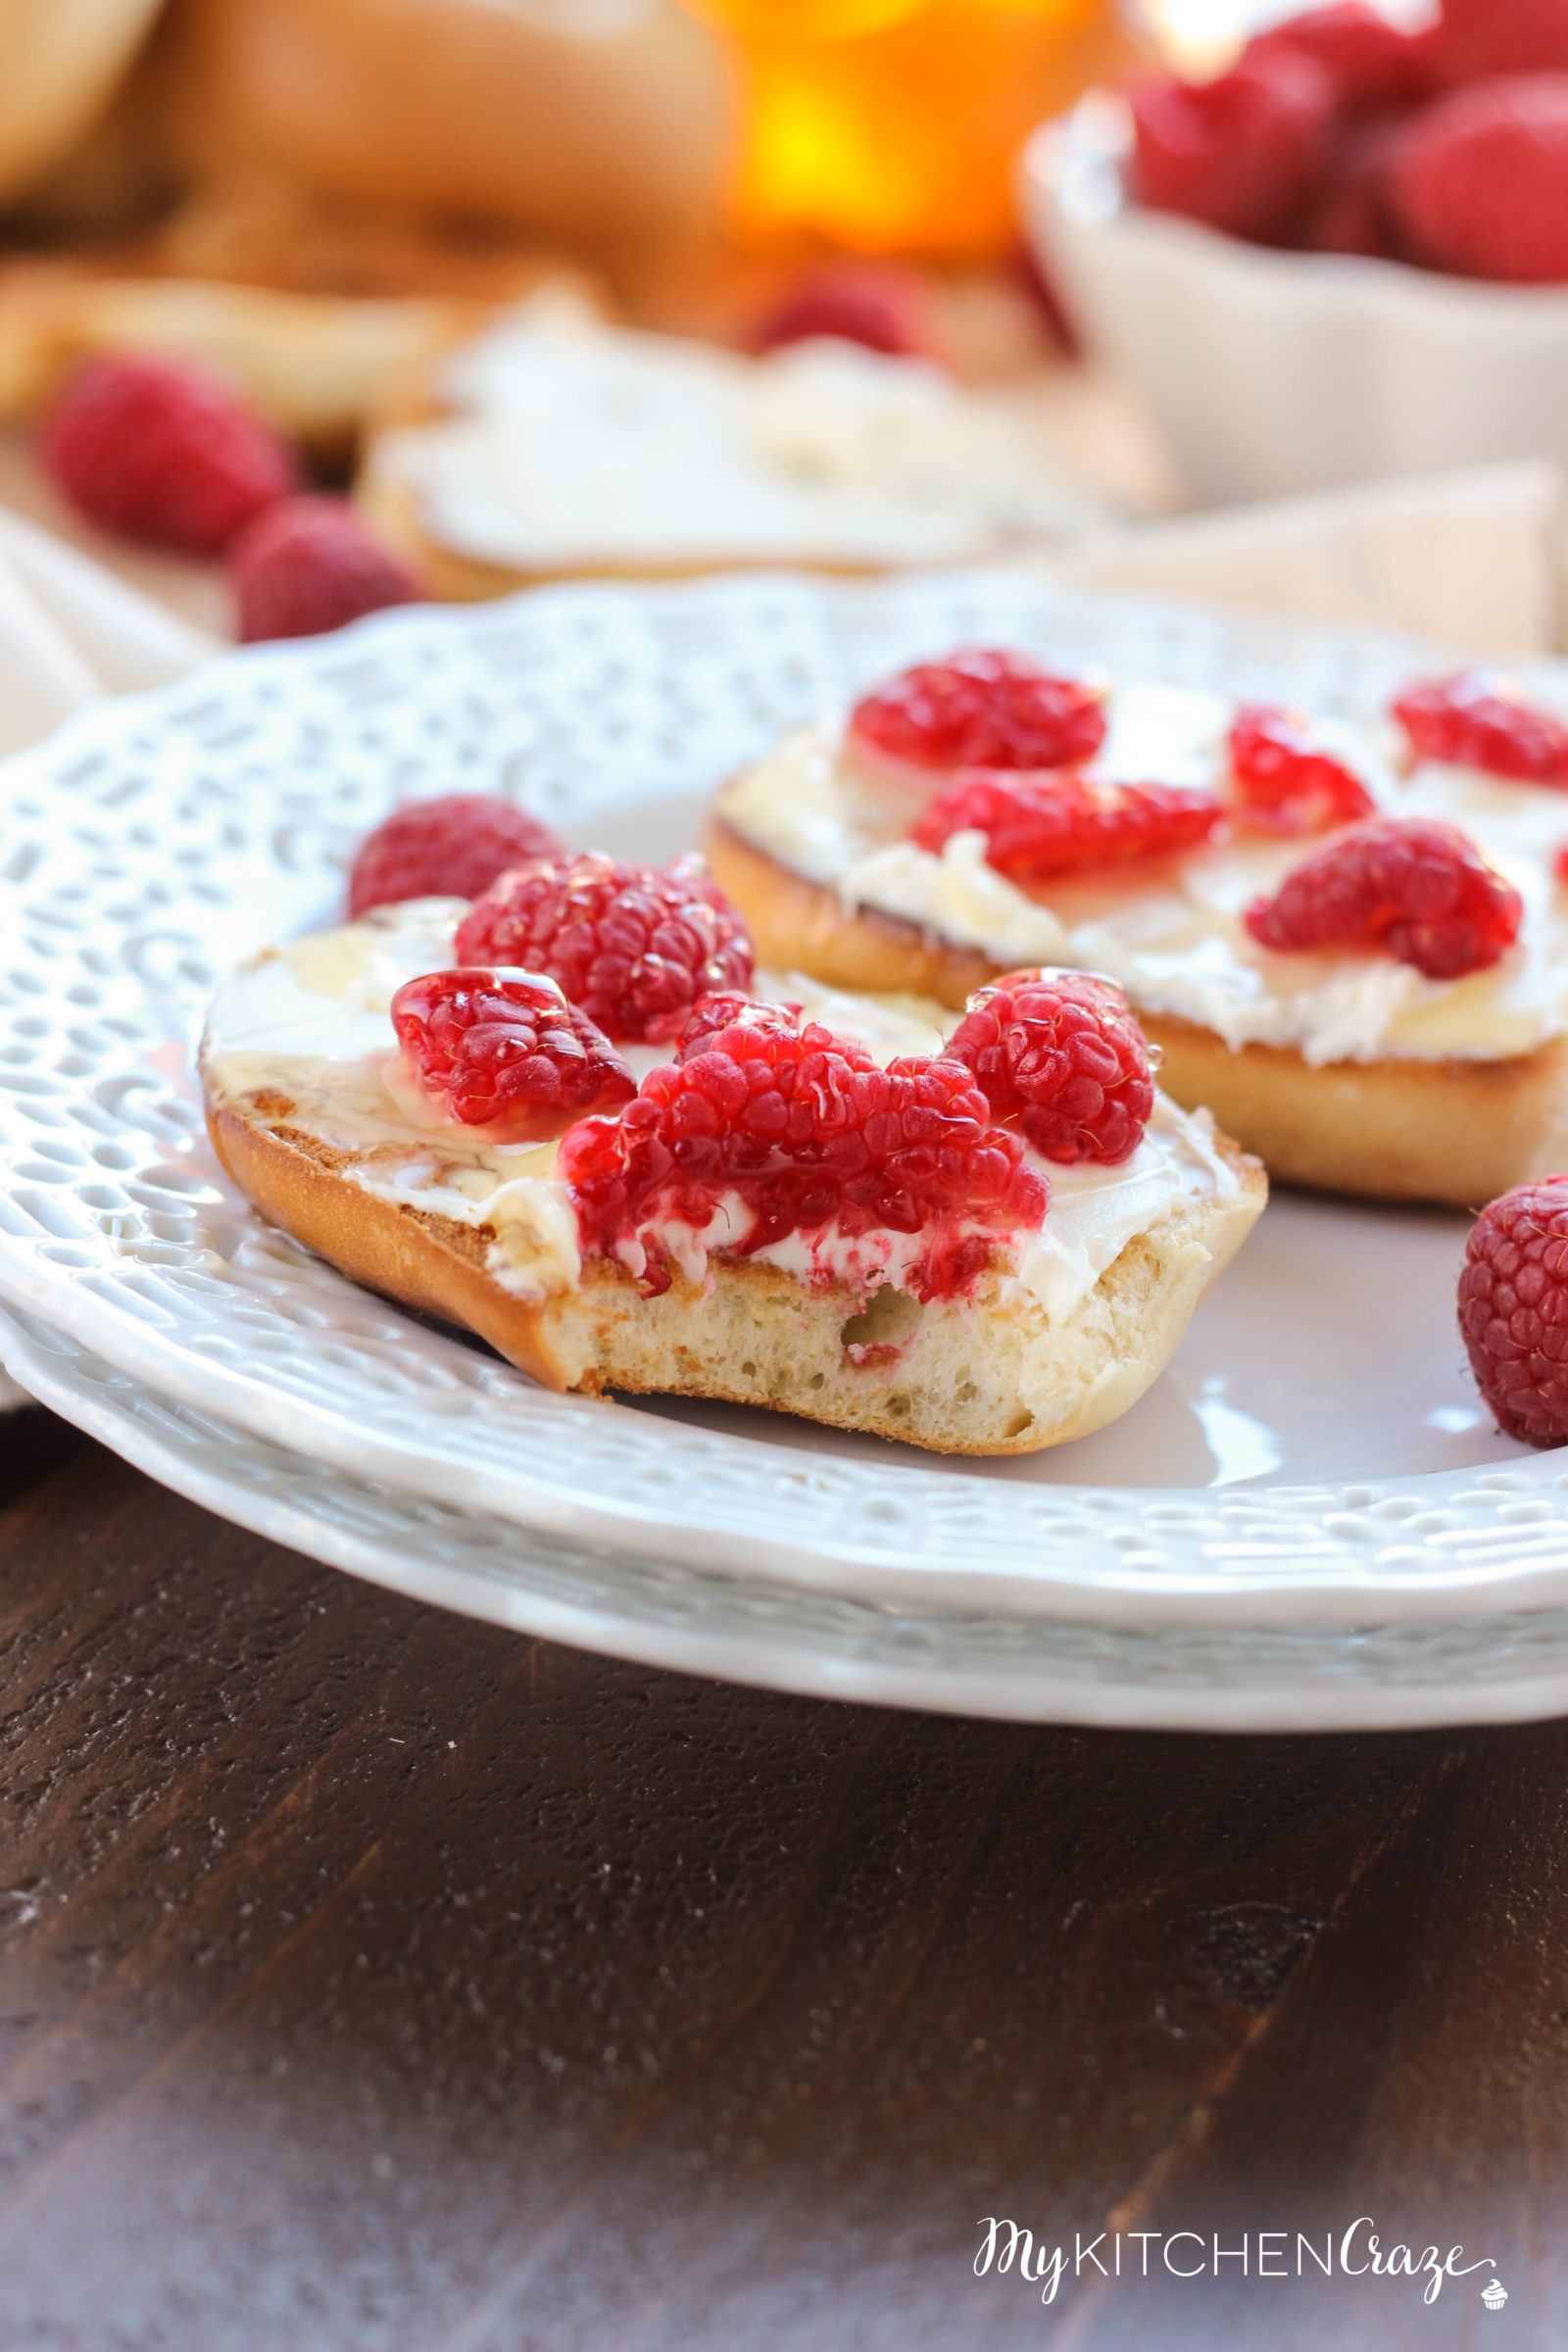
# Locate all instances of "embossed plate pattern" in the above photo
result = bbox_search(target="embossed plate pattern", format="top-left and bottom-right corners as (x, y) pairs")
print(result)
(13, 1300), (1568, 1731)
(0, 569), (1565, 1638)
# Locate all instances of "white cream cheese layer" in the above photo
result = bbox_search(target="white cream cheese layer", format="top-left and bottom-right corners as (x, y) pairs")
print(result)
(365, 298), (1096, 572)
(716, 683), (1568, 1064)
(202, 899), (1233, 1322)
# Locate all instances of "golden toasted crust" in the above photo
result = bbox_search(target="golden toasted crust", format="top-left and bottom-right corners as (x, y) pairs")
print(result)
(205, 1086), (1264, 1457)
(0, 260), (488, 455)
(706, 816), (1568, 1208)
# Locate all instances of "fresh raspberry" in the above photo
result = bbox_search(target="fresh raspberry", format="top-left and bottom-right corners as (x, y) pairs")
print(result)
(945, 971), (1154, 1164)
(1127, 51), (1336, 243)
(911, 771), (1224, 883)
(1244, 816), (1522, 978)
(1228, 704), (1376, 832)
(455, 853), (754, 1044)
(233, 496), (420, 642)
(41, 354), (296, 557)
(390, 968), (634, 1135)
(848, 649), (1107, 779)
(1245, 6), (1436, 113)
(1431, 0), (1568, 85)
(1393, 670), (1568, 783)
(560, 1014), (1048, 1299)
(1388, 75), (1568, 281)
(1458, 1179), (1568, 1445)
(347, 795), (563, 917)
(1299, 107), (1413, 256)
(750, 264), (931, 359)
(673, 993), (798, 1058)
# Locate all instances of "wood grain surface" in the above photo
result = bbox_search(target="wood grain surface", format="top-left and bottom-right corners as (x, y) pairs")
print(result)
(0, 1409), (1560, 2350)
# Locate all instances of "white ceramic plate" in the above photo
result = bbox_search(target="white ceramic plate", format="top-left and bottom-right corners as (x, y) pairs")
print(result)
(1, 569), (1567, 1646)
(14, 1296), (1568, 1732)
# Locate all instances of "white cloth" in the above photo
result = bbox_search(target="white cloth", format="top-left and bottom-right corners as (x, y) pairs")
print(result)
(0, 506), (220, 756)
(1054, 464), (1567, 659)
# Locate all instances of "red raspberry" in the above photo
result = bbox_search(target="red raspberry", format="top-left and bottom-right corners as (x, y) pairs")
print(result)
(1431, 0), (1568, 84)
(945, 971), (1154, 1164)
(455, 853), (754, 1044)
(1244, 816), (1522, 979)
(911, 771), (1224, 883)
(673, 993), (798, 1058)
(348, 795), (563, 917)
(41, 354), (296, 557)
(1128, 51), (1335, 244)
(848, 649), (1107, 779)
(1228, 704), (1375, 833)
(1389, 75), (1568, 282)
(390, 968), (634, 1135)
(560, 1014), (1048, 1299)
(750, 263), (931, 359)
(1299, 107), (1414, 256)
(1245, 6), (1436, 113)
(1393, 670), (1568, 783)
(1458, 1178), (1568, 1445)
(233, 496), (420, 642)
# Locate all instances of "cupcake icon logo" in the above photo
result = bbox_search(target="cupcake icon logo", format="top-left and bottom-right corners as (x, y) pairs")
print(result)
(1483, 2279), (1508, 2311)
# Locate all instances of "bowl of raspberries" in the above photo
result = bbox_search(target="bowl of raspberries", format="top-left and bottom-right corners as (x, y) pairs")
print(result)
(1021, 1), (1568, 503)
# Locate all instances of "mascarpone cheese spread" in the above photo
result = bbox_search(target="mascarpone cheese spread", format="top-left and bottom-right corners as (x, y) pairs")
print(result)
(201, 897), (1234, 1322)
(365, 297), (1098, 573)
(715, 680), (1568, 1064)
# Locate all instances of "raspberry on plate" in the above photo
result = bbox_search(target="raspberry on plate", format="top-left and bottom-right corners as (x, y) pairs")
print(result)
(1127, 50), (1335, 243)
(233, 496), (421, 642)
(911, 770), (1225, 882)
(560, 1011), (1048, 1299)
(390, 968), (634, 1134)
(1228, 703), (1375, 832)
(848, 649), (1107, 777)
(455, 852), (755, 1043)
(1458, 1178), (1568, 1446)
(1393, 670), (1568, 784)
(41, 354), (297, 557)
(945, 971), (1154, 1164)
(1244, 815), (1523, 979)
(1245, 5), (1436, 113)
(1388, 75), (1568, 282)
(347, 796), (563, 917)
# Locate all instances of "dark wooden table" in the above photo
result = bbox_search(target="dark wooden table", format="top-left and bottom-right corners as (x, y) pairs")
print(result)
(0, 1407), (1562, 2351)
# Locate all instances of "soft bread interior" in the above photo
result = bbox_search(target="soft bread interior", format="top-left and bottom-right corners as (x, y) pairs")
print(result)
(205, 1089), (1264, 1458)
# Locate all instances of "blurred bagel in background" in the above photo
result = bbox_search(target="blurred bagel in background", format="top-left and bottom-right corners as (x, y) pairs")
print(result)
(0, 0), (165, 206)
(148, 0), (734, 256)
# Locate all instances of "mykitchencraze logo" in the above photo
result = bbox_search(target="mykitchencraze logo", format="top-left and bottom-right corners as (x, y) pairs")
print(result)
(974, 2218), (1501, 2309)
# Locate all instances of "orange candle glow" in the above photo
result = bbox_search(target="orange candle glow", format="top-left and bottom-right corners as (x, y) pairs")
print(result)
(683, 0), (1134, 258)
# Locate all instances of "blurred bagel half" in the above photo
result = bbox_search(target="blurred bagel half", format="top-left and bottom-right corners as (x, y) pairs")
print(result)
(150, 0), (733, 256)
(0, 0), (165, 205)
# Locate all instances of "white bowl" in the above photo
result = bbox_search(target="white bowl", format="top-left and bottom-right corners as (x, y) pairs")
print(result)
(1020, 95), (1568, 508)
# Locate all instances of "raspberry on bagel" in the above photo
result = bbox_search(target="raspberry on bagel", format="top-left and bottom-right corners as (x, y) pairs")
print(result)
(200, 871), (1263, 1455)
(707, 650), (1568, 1206)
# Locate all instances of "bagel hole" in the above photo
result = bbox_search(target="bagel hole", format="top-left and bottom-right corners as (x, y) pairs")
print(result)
(838, 1286), (921, 1357)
